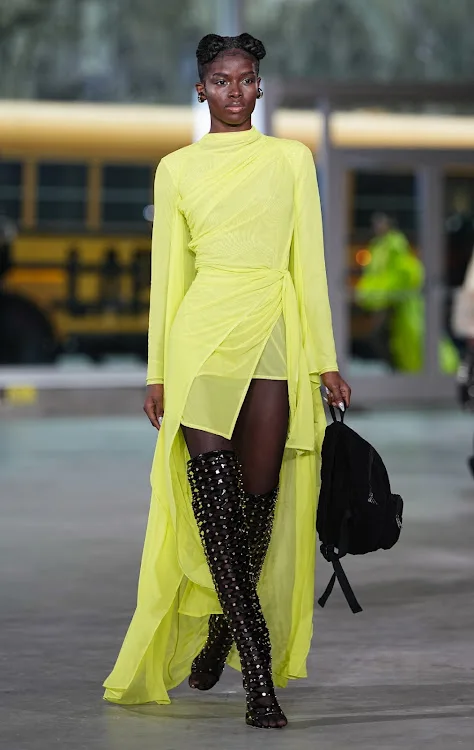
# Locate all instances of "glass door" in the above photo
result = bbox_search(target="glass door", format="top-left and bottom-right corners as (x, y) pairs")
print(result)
(346, 167), (421, 379)
(443, 170), (474, 363)
(327, 149), (472, 405)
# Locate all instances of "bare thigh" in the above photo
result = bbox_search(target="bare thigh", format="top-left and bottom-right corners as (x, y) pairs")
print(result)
(182, 379), (289, 495)
(181, 426), (232, 459)
(233, 379), (289, 495)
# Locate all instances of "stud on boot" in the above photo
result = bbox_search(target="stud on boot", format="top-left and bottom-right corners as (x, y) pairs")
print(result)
(188, 613), (233, 690)
(244, 487), (278, 585)
(188, 486), (278, 691)
(187, 451), (287, 729)
(242, 486), (284, 729)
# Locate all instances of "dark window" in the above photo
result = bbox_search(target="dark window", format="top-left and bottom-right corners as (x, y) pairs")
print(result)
(101, 165), (153, 228)
(352, 172), (416, 240)
(37, 163), (87, 226)
(0, 161), (22, 222)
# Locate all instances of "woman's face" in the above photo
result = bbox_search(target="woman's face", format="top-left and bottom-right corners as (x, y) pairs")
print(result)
(196, 51), (260, 131)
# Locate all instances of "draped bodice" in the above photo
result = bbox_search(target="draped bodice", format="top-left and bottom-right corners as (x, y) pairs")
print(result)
(176, 128), (295, 272)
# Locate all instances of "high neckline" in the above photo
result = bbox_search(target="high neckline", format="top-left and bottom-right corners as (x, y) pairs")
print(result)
(199, 126), (262, 149)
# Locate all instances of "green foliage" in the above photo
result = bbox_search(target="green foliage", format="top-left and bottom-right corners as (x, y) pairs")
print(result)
(1, 0), (474, 103)
(251, 0), (474, 81)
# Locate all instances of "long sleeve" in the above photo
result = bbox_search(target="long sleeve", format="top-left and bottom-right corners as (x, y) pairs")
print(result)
(146, 160), (182, 385)
(290, 144), (338, 376)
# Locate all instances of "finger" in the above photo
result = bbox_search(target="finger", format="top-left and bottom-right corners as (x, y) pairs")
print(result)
(325, 387), (337, 406)
(329, 385), (344, 410)
(324, 387), (337, 406)
(156, 405), (164, 429)
(341, 384), (351, 407)
(327, 394), (345, 411)
(144, 401), (160, 429)
(154, 401), (164, 426)
(153, 401), (164, 429)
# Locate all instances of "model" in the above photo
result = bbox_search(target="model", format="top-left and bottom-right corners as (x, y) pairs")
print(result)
(103, 32), (351, 730)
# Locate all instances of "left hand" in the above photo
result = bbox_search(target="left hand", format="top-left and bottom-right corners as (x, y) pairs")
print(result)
(321, 371), (351, 411)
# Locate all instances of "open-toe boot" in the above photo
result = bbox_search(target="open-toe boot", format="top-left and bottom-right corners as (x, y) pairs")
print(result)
(187, 450), (286, 729)
(188, 485), (278, 691)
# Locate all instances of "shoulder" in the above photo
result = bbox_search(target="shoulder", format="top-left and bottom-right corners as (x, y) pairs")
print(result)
(389, 231), (410, 251)
(262, 135), (314, 171)
(155, 143), (200, 181)
(263, 135), (312, 159)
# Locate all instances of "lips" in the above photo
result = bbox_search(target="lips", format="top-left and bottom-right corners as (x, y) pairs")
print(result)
(226, 104), (245, 112)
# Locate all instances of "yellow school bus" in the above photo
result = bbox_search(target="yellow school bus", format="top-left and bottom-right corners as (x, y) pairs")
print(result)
(1, 101), (473, 364)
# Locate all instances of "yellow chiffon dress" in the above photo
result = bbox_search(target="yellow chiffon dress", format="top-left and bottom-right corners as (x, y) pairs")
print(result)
(103, 126), (338, 705)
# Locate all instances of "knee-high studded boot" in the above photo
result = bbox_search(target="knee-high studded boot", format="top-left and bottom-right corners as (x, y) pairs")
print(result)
(187, 450), (286, 729)
(245, 487), (279, 585)
(188, 487), (278, 692)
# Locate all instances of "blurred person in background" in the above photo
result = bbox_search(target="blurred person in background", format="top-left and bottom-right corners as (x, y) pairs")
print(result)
(356, 212), (425, 372)
(452, 248), (474, 474)
(446, 190), (474, 354)
(103, 32), (350, 729)
(356, 212), (458, 374)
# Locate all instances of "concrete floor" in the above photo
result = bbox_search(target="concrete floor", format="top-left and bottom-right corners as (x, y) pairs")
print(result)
(2, 410), (474, 749)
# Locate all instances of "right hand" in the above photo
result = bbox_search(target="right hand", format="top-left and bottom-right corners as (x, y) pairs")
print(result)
(143, 384), (164, 430)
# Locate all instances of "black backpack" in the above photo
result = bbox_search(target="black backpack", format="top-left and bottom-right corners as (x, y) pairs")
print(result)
(316, 406), (404, 614)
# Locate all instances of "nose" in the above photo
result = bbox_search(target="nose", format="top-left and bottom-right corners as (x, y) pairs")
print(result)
(228, 83), (242, 99)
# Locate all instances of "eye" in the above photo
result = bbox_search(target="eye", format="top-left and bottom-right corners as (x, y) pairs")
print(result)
(243, 78), (255, 85)
(215, 79), (227, 85)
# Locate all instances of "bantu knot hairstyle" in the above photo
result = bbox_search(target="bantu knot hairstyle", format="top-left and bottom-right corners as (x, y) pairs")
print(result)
(196, 33), (266, 81)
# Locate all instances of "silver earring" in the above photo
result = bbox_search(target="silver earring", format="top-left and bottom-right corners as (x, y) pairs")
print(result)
(257, 88), (263, 99)
(197, 93), (205, 103)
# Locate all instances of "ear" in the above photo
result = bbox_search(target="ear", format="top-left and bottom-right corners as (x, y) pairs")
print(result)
(257, 76), (261, 88)
(195, 82), (206, 101)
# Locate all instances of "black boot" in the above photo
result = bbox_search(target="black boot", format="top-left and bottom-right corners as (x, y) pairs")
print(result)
(245, 487), (278, 585)
(187, 451), (286, 729)
(188, 612), (234, 691)
(188, 487), (278, 691)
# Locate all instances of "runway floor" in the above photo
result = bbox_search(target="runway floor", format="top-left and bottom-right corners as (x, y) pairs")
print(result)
(2, 409), (474, 749)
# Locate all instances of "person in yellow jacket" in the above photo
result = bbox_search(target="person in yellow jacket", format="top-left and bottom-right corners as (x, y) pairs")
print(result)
(102, 33), (350, 729)
(356, 213), (458, 373)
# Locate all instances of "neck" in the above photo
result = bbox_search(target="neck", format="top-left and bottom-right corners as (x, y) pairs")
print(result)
(209, 116), (252, 134)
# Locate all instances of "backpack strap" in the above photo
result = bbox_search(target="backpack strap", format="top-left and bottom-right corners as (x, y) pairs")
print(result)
(318, 548), (363, 614)
(318, 513), (363, 614)
(329, 404), (345, 424)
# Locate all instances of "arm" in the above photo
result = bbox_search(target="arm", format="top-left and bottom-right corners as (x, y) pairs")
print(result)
(290, 144), (338, 377)
(146, 160), (179, 386)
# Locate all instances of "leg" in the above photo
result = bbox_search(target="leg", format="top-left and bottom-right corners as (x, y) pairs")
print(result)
(182, 426), (235, 692)
(184, 383), (289, 727)
(187, 448), (287, 728)
(184, 383), (289, 697)
(182, 426), (232, 459)
(234, 379), (289, 584)
(233, 379), (289, 495)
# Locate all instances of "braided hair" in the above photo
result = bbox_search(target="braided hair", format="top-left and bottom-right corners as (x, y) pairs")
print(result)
(196, 33), (266, 81)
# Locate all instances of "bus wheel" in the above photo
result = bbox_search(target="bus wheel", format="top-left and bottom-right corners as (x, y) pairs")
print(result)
(0, 292), (58, 365)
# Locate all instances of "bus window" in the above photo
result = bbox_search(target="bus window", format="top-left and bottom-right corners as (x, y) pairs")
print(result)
(101, 165), (153, 229)
(37, 162), (87, 227)
(0, 161), (23, 222)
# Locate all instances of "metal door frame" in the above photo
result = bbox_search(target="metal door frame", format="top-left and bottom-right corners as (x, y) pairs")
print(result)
(324, 147), (474, 405)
